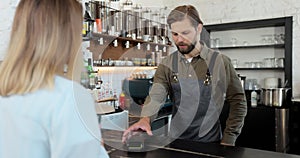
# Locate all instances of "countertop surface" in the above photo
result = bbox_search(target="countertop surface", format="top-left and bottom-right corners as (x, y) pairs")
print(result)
(292, 98), (300, 102)
(102, 130), (300, 158)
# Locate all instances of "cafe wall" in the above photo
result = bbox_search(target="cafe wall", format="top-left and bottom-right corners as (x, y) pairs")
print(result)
(1, 0), (300, 97)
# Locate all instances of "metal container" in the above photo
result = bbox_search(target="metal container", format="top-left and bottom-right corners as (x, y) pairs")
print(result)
(261, 88), (291, 107)
(272, 88), (291, 107)
(237, 74), (246, 89)
(133, 5), (143, 39)
(261, 88), (273, 106)
(88, 1), (97, 20)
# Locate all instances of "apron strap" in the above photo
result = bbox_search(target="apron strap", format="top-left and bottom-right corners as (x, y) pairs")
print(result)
(208, 51), (219, 74)
(172, 51), (179, 74)
(172, 51), (219, 74)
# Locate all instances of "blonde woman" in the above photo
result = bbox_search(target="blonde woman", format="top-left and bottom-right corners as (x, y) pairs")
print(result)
(0, 0), (109, 158)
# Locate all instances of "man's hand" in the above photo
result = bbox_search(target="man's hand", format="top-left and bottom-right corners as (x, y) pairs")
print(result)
(122, 117), (153, 143)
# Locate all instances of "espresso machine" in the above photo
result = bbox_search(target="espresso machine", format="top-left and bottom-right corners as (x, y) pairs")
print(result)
(122, 78), (172, 116)
(122, 78), (153, 106)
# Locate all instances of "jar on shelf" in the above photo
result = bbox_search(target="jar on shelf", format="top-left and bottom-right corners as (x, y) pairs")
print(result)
(276, 58), (285, 68)
(244, 62), (250, 68)
(263, 58), (274, 68)
(255, 62), (263, 68)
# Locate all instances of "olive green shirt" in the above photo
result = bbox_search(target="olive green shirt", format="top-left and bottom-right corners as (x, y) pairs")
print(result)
(141, 43), (247, 145)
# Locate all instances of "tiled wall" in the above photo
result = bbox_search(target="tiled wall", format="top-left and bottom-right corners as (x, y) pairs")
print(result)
(1, 0), (300, 97)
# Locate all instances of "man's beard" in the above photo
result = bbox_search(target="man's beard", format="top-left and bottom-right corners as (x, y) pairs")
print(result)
(176, 40), (197, 55)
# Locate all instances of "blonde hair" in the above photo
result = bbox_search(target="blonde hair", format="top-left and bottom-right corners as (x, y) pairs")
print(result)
(0, 0), (83, 96)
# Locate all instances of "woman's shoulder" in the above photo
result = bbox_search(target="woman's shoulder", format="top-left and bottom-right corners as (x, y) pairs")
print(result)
(54, 76), (86, 92)
(52, 76), (91, 102)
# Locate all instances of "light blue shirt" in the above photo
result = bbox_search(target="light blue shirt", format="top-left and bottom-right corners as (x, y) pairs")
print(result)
(0, 76), (109, 158)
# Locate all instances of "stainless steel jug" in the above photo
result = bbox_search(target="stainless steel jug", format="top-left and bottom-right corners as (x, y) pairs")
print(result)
(261, 88), (291, 107)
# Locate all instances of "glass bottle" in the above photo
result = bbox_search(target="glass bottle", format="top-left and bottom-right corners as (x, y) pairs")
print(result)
(251, 90), (258, 107)
(119, 91), (126, 110)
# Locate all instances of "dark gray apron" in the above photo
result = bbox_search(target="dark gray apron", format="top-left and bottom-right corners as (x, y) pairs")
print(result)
(169, 51), (221, 143)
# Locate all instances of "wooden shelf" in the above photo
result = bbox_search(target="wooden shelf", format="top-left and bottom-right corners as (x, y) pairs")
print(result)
(91, 32), (172, 47)
(86, 33), (171, 61)
(97, 97), (117, 103)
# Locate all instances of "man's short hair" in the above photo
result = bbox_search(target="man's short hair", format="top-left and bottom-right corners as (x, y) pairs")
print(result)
(167, 5), (203, 28)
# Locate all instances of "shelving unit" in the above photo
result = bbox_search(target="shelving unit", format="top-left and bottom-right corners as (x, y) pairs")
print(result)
(83, 1), (171, 65)
(202, 16), (292, 89)
(86, 32), (171, 67)
(204, 17), (293, 152)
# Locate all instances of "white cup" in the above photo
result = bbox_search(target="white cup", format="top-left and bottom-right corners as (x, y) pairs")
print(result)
(143, 35), (150, 42)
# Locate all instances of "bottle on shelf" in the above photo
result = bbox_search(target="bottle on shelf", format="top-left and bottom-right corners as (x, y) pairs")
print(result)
(113, 89), (119, 109)
(133, 4), (143, 40)
(88, 73), (96, 89)
(95, 71), (103, 89)
(83, 2), (93, 37)
(80, 70), (89, 89)
(155, 50), (162, 65)
(151, 51), (156, 66)
(82, 21), (89, 37)
(122, 0), (133, 38)
(94, 1), (102, 33)
(119, 91), (126, 110)
(251, 90), (258, 107)
(108, 0), (120, 36)
(142, 8), (152, 42)
(99, 0), (109, 34)
(87, 59), (96, 90)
